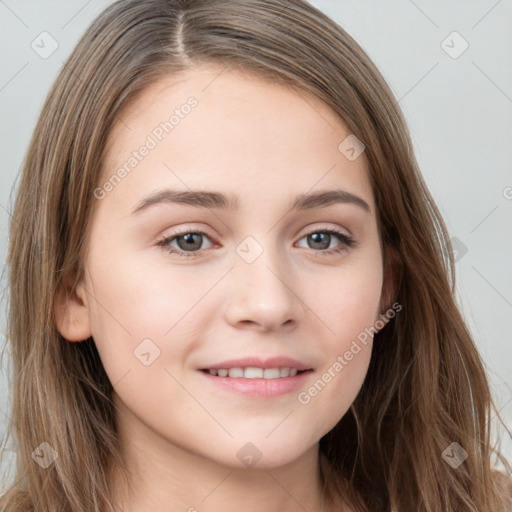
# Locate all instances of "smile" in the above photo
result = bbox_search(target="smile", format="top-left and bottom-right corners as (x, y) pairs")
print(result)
(198, 367), (313, 398)
(201, 367), (305, 379)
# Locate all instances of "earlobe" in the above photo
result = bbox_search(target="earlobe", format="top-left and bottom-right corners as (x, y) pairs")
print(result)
(53, 274), (92, 342)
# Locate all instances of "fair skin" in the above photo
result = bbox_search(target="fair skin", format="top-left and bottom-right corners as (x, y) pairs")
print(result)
(55, 64), (394, 512)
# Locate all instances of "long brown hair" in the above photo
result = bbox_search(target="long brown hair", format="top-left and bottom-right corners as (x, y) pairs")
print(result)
(1, 0), (510, 510)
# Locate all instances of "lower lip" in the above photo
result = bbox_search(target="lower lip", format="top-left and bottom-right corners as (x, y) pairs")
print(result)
(198, 370), (313, 398)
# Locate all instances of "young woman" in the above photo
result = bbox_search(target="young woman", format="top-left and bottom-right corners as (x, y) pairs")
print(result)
(1, 0), (510, 511)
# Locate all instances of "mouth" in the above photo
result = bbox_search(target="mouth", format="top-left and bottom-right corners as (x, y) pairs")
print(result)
(199, 367), (311, 379)
(197, 366), (314, 398)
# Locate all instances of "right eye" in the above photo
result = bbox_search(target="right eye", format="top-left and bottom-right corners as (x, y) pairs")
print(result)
(156, 230), (215, 257)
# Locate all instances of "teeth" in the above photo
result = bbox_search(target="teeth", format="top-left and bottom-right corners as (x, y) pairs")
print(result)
(228, 368), (244, 378)
(244, 367), (263, 378)
(205, 367), (303, 379)
(263, 368), (280, 379)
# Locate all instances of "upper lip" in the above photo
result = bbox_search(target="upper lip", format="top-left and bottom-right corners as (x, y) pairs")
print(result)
(199, 356), (312, 371)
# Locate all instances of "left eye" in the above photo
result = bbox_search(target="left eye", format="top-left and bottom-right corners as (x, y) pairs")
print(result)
(156, 228), (355, 258)
(296, 229), (355, 253)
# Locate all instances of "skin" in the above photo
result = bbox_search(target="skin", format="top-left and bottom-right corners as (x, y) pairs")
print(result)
(55, 64), (395, 512)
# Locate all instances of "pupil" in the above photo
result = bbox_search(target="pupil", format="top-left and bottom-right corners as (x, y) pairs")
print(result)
(179, 233), (202, 251)
(310, 232), (330, 250)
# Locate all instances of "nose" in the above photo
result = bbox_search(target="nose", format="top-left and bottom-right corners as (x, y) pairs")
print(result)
(222, 246), (303, 333)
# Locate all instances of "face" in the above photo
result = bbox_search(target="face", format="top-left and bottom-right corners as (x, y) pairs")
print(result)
(62, 64), (389, 470)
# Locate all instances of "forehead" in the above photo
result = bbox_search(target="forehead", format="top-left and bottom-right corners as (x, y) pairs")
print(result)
(100, 64), (374, 214)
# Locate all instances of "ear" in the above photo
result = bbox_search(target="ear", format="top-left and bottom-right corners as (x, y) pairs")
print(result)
(378, 245), (402, 322)
(54, 272), (92, 342)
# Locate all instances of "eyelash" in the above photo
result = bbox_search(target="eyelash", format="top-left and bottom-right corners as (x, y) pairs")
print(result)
(156, 228), (356, 258)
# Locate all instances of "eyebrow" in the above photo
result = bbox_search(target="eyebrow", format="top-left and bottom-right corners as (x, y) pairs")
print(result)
(130, 187), (371, 215)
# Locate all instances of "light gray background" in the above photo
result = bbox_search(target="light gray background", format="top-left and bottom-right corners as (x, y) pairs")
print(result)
(1, 0), (511, 484)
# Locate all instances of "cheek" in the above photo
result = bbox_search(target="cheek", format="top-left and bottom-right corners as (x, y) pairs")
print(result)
(300, 245), (382, 414)
(298, 344), (372, 442)
(313, 245), (383, 342)
(83, 238), (222, 388)
(86, 241), (202, 335)
(297, 279), (379, 436)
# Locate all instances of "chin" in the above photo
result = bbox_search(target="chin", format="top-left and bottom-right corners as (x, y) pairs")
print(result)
(211, 437), (316, 470)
